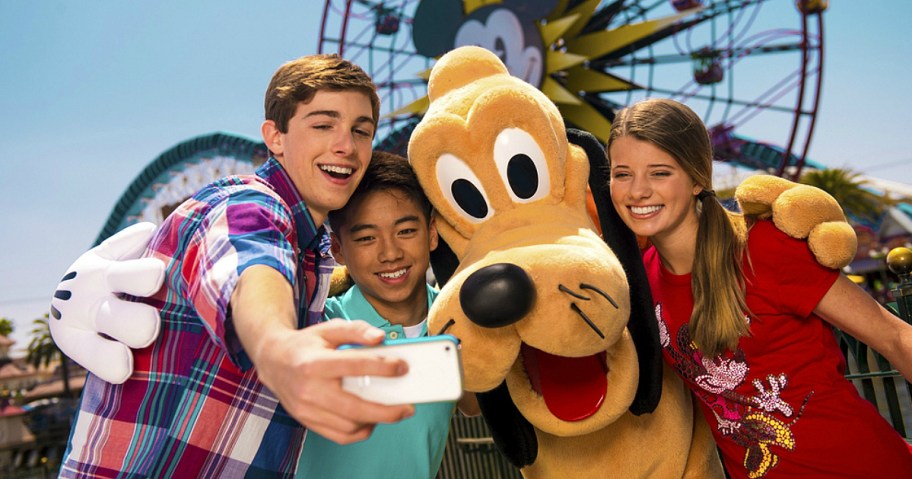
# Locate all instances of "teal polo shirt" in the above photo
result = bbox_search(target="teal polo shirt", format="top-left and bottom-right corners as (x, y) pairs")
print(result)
(296, 284), (455, 479)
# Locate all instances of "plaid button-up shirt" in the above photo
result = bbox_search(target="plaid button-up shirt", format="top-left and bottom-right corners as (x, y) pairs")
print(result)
(61, 158), (334, 478)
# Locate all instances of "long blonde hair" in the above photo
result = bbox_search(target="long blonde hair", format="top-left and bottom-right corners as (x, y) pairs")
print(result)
(607, 98), (749, 356)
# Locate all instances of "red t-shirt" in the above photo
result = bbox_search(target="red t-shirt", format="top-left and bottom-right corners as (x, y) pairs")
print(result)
(645, 219), (912, 478)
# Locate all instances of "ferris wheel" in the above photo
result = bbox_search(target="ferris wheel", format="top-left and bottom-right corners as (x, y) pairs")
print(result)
(318, 0), (826, 179)
(94, 133), (268, 244)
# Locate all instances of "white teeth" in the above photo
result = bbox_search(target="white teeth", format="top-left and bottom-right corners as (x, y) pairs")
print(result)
(379, 268), (407, 279)
(320, 165), (353, 175)
(631, 205), (662, 215)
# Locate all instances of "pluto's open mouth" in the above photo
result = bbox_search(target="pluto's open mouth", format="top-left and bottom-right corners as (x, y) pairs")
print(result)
(521, 343), (608, 421)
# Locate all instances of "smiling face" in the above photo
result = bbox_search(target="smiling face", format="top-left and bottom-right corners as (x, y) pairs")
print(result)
(262, 89), (375, 225)
(608, 136), (701, 246)
(331, 188), (438, 327)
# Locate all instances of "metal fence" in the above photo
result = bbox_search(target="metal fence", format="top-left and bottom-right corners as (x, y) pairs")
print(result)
(839, 246), (912, 441)
(838, 329), (912, 440)
(437, 414), (522, 479)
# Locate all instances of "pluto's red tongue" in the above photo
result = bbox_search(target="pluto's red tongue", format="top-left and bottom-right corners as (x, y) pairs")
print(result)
(522, 344), (607, 421)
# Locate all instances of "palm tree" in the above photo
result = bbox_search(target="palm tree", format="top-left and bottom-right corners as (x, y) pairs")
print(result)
(0, 317), (13, 370)
(799, 168), (887, 225)
(0, 317), (12, 337)
(27, 314), (73, 398)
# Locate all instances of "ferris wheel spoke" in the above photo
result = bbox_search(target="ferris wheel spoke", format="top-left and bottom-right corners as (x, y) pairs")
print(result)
(601, 38), (806, 69)
(640, 85), (803, 116)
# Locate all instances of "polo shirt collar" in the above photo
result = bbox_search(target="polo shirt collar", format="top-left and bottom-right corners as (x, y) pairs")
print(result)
(342, 284), (433, 337)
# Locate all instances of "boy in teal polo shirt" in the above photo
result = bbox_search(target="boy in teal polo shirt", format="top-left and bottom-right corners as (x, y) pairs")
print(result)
(296, 151), (477, 478)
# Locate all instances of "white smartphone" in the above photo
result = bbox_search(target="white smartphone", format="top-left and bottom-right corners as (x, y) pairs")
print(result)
(341, 335), (463, 405)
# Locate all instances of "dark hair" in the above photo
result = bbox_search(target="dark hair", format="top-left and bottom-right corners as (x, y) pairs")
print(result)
(328, 151), (432, 235)
(264, 54), (380, 133)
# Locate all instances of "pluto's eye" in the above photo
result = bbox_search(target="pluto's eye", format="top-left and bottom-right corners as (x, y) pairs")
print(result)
(436, 153), (493, 223)
(493, 128), (550, 203)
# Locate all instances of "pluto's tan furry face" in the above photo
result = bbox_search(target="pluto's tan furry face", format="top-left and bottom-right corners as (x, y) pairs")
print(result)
(408, 46), (640, 437)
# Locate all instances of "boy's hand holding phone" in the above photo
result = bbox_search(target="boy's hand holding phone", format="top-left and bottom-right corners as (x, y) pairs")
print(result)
(341, 335), (464, 405)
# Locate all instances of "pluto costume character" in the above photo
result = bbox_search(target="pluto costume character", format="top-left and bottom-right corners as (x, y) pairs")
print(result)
(407, 45), (716, 478)
(407, 45), (855, 478)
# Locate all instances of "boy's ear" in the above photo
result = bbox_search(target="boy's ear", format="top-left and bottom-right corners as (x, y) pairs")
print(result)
(428, 214), (439, 252)
(329, 232), (346, 266)
(261, 120), (284, 157)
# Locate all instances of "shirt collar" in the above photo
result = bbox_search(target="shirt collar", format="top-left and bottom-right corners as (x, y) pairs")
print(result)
(341, 284), (434, 337)
(256, 157), (325, 252)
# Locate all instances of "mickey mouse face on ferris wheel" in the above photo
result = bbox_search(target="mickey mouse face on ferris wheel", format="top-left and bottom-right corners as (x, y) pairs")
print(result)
(413, 0), (559, 88)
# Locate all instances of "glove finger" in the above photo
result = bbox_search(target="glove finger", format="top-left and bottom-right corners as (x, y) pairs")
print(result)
(95, 222), (158, 261)
(54, 328), (135, 384)
(106, 258), (165, 297)
(97, 300), (161, 349)
(49, 288), (73, 321)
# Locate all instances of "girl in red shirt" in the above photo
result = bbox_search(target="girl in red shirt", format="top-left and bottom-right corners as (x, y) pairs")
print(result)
(606, 98), (912, 478)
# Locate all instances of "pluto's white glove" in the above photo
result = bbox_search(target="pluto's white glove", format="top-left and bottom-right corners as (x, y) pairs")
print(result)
(49, 222), (164, 384)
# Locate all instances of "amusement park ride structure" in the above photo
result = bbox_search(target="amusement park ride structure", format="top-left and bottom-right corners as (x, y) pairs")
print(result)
(319, 0), (827, 179)
(99, 0), (829, 242)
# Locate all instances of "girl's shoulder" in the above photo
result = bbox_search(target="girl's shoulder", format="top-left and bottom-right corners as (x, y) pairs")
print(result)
(746, 219), (807, 257)
(745, 219), (838, 281)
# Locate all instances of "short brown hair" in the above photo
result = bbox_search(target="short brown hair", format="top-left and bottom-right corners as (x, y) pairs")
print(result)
(264, 54), (380, 133)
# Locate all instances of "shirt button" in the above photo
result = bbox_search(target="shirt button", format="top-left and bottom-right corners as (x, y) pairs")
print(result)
(389, 331), (399, 340)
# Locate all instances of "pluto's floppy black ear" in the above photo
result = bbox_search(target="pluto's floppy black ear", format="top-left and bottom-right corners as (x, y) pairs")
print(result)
(477, 382), (538, 468)
(429, 237), (459, 287)
(567, 128), (663, 415)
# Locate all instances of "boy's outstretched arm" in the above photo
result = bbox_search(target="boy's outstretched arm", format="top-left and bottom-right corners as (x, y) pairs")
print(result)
(231, 265), (416, 444)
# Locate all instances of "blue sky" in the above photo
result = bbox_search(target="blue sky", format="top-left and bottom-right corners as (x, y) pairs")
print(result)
(1, 1), (910, 351)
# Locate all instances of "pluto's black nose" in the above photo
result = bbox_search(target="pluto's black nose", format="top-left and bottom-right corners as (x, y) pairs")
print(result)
(460, 263), (535, 328)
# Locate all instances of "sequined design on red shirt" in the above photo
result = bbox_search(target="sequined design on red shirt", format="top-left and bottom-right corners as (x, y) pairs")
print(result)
(656, 304), (812, 478)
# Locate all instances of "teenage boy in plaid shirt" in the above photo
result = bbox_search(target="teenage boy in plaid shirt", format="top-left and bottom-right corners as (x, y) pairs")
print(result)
(60, 54), (415, 478)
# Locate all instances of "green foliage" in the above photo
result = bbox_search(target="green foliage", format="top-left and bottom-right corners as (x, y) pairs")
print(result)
(0, 317), (12, 337)
(26, 313), (73, 398)
(27, 314), (57, 369)
(799, 168), (887, 225)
